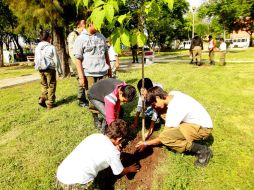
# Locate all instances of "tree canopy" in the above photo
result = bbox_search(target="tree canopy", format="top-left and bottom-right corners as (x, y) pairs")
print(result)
(198, 0), (254, 46)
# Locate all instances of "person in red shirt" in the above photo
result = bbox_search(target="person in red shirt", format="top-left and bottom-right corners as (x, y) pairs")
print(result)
(88, 78), (137, 133)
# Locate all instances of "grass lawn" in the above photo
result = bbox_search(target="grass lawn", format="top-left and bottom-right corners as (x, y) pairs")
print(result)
(1, 49), (254, 189)
(0, 65), (36, 80)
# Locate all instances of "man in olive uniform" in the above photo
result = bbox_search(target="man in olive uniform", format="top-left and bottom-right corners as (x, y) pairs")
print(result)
(190, 33), (203, 66)
(67, 19), (89, 107)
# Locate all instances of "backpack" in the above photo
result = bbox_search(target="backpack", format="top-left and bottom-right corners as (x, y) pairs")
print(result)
(34, 45), (50, 70)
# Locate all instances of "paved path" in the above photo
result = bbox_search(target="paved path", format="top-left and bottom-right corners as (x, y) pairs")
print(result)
(0, 73), (40, 89)
(1, 54), (254, 89)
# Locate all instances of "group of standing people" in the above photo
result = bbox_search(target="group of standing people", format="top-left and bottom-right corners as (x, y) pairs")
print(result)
(190, 33), (227, 66)
(34, 19), (214, 190)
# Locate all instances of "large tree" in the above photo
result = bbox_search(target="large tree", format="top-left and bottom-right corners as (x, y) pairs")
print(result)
(76, 0), (174, 53)
(0, 0), (17, 67)
(199, 0), (254, 46)
(8, 0), (83, 76)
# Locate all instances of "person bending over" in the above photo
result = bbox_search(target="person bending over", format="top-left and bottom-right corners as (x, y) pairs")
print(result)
(88, 78), (136, 132)
(56, 119), (139, 190)
(136, 87), (213, 167)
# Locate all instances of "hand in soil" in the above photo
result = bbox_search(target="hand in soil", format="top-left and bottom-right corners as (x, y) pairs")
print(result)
(135, 141), (147, 152)
(126, 163), (140, 173)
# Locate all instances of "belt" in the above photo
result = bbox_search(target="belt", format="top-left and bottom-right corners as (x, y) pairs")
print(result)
(110, 60), (116, 62)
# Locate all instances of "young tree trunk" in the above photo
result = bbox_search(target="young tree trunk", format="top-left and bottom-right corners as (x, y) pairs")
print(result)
(0, 41), (4, 67)
(52, 26), (70, 77)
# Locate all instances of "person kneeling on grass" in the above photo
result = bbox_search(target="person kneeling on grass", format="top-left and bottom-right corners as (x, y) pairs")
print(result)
(131, 78), (163, 140)
(56, 119), (139, 190)
(88, 78), (136, 133)
(136, 87), (213, 167)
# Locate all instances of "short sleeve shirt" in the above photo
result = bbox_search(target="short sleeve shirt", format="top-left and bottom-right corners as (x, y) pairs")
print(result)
(165, 91), (213, 128)
(57, 134), (124, 185)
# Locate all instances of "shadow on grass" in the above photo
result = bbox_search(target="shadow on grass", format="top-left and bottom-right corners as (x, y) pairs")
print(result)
(56, 95), (76, 106)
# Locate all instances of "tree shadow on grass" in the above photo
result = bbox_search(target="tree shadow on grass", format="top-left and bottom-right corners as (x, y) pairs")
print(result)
(56, 95), (76, 107)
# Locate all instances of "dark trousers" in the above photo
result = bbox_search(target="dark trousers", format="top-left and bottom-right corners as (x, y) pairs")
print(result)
(89, 98), (124, 127)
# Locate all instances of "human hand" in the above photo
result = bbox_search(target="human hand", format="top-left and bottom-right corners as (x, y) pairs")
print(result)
(135, 141), (147, 152)
(79, 78), (85, 87)
(126, 163), (140, 173)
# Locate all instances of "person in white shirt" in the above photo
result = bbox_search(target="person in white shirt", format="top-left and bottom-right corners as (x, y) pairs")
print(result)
(106, 38), (119, 78)
(56, 119), (139, 190)
(131, 78), (163, 140)
(136, 87), (213, 167)
(219, 38), (227, 66)
(208, 35), (216, 65)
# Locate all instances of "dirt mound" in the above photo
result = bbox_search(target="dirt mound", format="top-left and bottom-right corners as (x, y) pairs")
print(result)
(97, 135), (163, 190)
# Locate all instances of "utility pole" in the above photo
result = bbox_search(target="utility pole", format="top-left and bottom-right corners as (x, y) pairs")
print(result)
(192, 6), (196, 38)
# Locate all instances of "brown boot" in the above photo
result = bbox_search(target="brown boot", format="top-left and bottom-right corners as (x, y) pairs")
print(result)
(38, 97), (47, 108)
(46, 102), (56, 109)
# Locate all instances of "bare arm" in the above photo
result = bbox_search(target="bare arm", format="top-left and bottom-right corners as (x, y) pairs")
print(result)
(115, 55), (119, 69)
(136, 137), (162, 152)
(105, 52), (112, 77)
(120, 164), (140, 175)
(131, 111), (141, 128)
(76, 58), (86, 87)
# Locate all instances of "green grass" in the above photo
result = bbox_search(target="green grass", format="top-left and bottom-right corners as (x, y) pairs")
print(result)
(0, 65), (36, 80)
(1, 49), (254, 189)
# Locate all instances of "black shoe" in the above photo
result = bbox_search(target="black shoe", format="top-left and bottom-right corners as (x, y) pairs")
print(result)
(38, 97), (47, 108)
(195, 147), (213, 167)
(191, 142), (213, 167)
(79, 100), (89, 107)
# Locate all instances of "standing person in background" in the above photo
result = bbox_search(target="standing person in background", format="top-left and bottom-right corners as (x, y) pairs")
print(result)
(73, 20), (112, 98)
(190, 33), (203, 66)
(208, 35), (216, 65)
(131, 44), (139, 63)
(67, 19), (89, 107)
(35, 31), (62, 109)
(106, 38), (119, 78)
(219, 38), (227, 66)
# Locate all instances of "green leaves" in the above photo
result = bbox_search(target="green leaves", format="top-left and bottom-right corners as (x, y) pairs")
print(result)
(118, 14), (127, 25)
(120, 28), (131, 47)
(104, 3), (114, 23)
(90, 7), (105, 30)
(137, 32), (147, 47)
(164, 0), (174, 11)
(83, 0), (89, 8)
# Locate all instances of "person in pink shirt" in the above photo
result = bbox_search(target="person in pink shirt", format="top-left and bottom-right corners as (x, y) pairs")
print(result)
(88, 78), (137, 133)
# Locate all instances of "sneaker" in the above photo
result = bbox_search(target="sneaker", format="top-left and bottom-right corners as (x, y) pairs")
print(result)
(79, 100), (89, 107)
(195, 147), (213, 167)
(38, 98), (47, 108)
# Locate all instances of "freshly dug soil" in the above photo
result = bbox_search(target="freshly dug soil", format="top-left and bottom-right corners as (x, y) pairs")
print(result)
(96, 135), (163, 190)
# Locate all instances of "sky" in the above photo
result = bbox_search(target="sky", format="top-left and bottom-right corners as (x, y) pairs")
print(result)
(186, 0), (204, 7)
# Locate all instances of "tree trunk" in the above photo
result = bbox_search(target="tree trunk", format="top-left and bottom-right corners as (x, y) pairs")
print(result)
(13, 35), (24, 56)
(52, 26), (70, 77)
(0, 41), (4, 67)
(249, 32), (253, 47)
